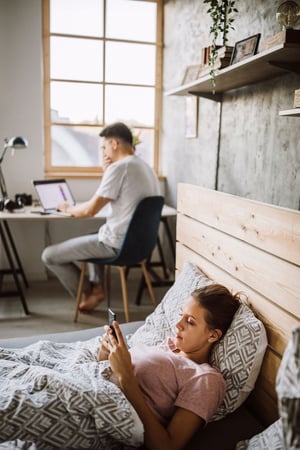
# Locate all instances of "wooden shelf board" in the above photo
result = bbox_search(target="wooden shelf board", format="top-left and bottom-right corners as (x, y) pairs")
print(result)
(279, 108), (300, 117)
(165, 43), (300, 99)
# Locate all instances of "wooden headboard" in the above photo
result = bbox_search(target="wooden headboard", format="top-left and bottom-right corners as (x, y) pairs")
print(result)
(176, 183), (300, 426)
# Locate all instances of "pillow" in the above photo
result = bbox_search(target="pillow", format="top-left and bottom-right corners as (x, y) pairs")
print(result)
(276, 325), (300, 449)
(210, 303), (268, 421)
(235, 419), (284, 450)
(128, 260), (268, 421)
(236, 326), (300, 450)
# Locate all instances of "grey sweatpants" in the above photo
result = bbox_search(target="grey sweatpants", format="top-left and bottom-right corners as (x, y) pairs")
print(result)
(41, 233), (117, 298)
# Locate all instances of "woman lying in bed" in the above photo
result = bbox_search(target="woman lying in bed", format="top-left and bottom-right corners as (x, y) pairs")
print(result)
(98, 283), (241, 450)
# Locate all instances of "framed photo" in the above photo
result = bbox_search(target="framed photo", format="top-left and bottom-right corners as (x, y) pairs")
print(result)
(185, 96), (198, 138)
(182, 65), (201, 85)
(230, 34), (261, 65)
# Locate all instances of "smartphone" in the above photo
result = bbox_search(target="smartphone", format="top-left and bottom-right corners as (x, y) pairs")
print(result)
(108, 308), (117, 340)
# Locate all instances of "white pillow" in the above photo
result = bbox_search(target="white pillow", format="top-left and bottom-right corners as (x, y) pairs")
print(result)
(128, 261), (267, 421)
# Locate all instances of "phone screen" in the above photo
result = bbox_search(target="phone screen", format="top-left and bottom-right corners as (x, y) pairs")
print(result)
(108, 308), (117, 340)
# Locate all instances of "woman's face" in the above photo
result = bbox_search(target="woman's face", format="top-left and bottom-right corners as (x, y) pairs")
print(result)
(174, 296), (217, 355)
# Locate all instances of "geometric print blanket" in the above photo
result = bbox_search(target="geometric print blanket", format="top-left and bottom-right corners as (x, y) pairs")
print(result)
(0, 338), (144, 449)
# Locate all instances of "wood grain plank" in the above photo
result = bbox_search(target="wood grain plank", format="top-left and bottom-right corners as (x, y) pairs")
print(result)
(177, 183), (300, 266)
(177, 214), (300, 319)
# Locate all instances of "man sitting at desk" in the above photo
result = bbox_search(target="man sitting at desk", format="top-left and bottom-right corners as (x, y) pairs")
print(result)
(42, 122), (160, 312)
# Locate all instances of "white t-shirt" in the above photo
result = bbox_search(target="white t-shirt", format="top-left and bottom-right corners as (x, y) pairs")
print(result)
(96, 155), (160, 249)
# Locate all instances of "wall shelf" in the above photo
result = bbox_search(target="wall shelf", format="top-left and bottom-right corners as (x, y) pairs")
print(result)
(279, 108), (300, 117)
(165, 43), (300, 101)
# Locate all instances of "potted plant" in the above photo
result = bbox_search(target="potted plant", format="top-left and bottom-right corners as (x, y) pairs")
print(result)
(203, 0), (238, 92)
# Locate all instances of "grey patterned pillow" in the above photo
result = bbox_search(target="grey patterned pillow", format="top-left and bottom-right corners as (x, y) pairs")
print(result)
(210, 303), (268, 421)
(128, 261), (267, 420)
(236, 419), (284, 450)
(276, 325), (300, 449)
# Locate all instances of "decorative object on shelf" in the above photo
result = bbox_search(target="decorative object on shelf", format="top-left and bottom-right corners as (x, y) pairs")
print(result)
(197, 45), (233, 78)
(230, 34), (261, 65)
(181, 65), (201, 85)
(185, 96), (198, 139)
(294, 88), (300, 107)
(276, 1), (300, 30)
(259, 28), (300, 52)
(0, 136), (28, 211)
(203, 0), (238, 92)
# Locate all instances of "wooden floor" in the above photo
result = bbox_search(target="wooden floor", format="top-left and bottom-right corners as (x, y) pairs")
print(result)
(0, 268), (171, 340)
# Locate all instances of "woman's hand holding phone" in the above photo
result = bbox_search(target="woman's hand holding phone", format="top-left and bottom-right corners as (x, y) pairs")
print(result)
(108, 308), (118, 341)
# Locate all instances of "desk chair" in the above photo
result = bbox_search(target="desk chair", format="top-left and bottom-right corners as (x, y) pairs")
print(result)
(74, 196), (164, 322)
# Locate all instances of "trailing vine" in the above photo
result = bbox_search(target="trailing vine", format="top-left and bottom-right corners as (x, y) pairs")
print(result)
(203, 0), (238, 93)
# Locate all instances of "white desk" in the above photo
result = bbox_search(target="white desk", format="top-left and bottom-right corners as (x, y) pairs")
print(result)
(0, 205), (177, 314)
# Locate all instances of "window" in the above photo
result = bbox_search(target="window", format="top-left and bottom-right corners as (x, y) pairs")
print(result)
(42, 0), (163, 177)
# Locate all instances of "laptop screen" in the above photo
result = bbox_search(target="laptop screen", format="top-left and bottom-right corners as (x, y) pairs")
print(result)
(33, 179), (75, 212)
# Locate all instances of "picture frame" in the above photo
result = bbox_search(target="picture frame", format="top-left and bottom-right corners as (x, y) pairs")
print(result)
(185, 96), (198, 138)
(181, 65), (201, 85)
(230, 34), (261, 65)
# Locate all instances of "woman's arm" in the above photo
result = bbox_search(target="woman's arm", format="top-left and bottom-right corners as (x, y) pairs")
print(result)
(104, 322), (204, 450)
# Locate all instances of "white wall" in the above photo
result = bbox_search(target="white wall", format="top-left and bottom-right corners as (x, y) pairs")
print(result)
(0, 0), (100, 280)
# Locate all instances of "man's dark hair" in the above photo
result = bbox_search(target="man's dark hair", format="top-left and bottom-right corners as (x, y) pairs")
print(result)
(99, 122), (133, 146)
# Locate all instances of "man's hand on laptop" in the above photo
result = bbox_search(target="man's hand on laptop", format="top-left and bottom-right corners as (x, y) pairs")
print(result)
(57, 202), (69, 213)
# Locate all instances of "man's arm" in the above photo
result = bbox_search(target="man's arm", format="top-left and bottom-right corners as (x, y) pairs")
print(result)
(57, 193), (111, 217)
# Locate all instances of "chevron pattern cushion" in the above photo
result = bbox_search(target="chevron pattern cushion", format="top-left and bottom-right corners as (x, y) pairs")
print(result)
(210, 303), (267, 420)
(236, 327), (300, 450)
(235, 419), (284, 450)
(128, 261), (267, 421)
(276, 325), (300, 449)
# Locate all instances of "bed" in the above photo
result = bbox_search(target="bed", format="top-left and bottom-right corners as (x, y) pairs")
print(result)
(0, 183), (299, 450)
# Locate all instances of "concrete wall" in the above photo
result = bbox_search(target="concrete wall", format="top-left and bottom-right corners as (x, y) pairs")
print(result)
(161, 0), (300, 210)
(0, 0), (299, 280)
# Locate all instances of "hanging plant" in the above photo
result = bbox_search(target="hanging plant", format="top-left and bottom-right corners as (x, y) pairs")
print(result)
(203, 0), (238, 93)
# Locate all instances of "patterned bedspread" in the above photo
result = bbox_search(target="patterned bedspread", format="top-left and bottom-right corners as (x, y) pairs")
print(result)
(0, 338), (144, 449)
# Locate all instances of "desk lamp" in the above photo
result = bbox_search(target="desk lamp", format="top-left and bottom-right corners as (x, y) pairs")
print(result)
(0, 137), (28, 208)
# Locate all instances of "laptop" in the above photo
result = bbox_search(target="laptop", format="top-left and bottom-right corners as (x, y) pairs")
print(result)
(32, 179), (75, 215)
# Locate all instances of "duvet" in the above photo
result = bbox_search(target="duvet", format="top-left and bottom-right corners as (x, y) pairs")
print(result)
(0, 338), (144, 449)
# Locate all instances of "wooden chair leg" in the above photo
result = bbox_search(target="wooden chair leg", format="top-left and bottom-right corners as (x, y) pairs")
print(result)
(118, 266), (130, 323)
(74, 262), (87, 322)
(141, 260), (157, 306)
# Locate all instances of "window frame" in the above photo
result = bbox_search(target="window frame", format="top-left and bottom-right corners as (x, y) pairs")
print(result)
(42, 0), (163, 178)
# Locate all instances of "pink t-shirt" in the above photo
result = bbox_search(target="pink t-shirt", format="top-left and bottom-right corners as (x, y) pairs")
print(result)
(130, 344), (225, 425)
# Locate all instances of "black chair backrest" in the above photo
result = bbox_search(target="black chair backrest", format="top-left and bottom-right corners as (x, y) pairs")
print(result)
(114, 195), (164, 266)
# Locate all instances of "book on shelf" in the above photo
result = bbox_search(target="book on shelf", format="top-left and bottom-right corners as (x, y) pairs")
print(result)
(216, 46), (233, 58)
(197, 55), (232, 78)
(259, 29), (300, 52)
(201, 45), (233, 65)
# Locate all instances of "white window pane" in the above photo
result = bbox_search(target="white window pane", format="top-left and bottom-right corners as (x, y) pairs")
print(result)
(106, 42), (155, 85)
(50, 0), (103, 37)
(51, 82), (103, 124)
(106, 0), (156, 42)
(105, 85), (155, 127)
(51, 125), (100, 167)
(50, 37), (103, 82)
